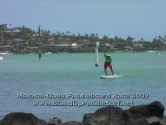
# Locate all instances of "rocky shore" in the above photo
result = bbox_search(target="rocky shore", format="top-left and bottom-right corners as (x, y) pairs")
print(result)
(0, 101), (166, 125)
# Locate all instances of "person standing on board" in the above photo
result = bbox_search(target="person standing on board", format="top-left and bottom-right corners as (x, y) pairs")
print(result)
(38, 49), (42, 60)
(104, 53), (114, 76)
(38, 44), (42, 60)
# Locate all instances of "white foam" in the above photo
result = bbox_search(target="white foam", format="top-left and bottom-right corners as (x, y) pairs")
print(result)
(100, 74), (121, 79)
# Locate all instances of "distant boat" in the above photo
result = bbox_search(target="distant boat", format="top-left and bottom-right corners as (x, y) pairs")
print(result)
(0, 51), (12, 61)
(44, 52), (52, 55)
(0, 25), (12, 59)
(0, 51), (12, 56)
(0, 56), (3, 61)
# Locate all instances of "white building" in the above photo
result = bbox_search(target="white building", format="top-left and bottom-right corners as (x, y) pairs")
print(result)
(133, 43), (143, 48)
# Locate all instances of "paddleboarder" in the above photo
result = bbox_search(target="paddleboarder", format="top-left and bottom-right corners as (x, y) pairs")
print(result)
(38, 44), (42, 60)
(38, 49), (42, 60)
(104, 53), (114, 76)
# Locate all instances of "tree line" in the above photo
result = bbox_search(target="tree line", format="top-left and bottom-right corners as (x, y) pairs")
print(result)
(1, 24), (166, 53)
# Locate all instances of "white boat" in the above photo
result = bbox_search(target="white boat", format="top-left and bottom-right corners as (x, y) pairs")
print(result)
(0, 56), (3, 61)
(0, 52), (12, 61)
(0, 51), (12, 56)
(0, 25), (12, 59)
(44, 52), (52, 55)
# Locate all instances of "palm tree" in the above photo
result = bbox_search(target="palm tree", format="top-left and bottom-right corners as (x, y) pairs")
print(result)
(126, 36), (134, 46)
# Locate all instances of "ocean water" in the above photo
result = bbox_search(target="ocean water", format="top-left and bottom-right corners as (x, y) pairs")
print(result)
(0, 51), (166, 122)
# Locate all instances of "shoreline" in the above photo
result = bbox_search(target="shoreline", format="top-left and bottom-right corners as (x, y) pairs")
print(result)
(1, 50), (165, 55)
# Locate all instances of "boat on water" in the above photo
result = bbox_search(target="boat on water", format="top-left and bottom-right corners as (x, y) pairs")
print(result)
(0, 51), (12, 61)
(0, 51), (12, 56)
(0, 56), (3, 61)
(0, 25), (13, 60)
(44, 52), (52, 55)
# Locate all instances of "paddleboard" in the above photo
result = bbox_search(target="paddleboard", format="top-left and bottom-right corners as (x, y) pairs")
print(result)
(100, 74), (121, 79)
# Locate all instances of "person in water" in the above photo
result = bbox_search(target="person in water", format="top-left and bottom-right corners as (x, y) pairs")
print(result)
(104, 53), (114, 76)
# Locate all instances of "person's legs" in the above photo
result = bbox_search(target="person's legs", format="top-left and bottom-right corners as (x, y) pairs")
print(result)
(109, 64), (114, 75)
(39, 53), (41, 60)
(104, 62), (108, 76)
(104, 68), (107, 76)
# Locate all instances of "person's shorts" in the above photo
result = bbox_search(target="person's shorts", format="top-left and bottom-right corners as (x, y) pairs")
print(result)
(104, 62), (112, 69)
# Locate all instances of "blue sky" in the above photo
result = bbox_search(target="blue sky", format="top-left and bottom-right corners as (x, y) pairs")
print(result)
(0, 0), (166, 41)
